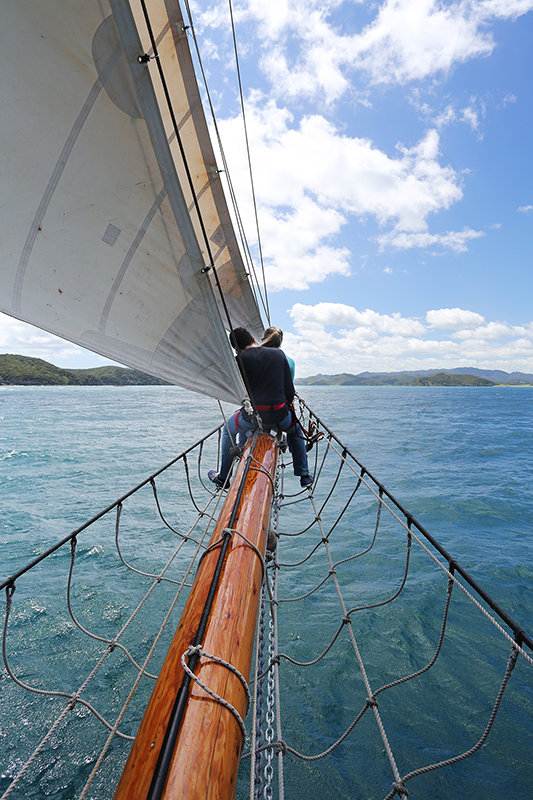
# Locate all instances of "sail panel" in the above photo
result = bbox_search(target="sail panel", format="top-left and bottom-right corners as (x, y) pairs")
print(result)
(0, 0), (262, 402)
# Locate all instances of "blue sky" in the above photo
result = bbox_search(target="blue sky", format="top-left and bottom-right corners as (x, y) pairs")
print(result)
(2, 0), (533, 376)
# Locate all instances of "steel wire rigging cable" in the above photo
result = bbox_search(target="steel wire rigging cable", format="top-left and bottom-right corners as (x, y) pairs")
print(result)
(226, 0), (270, 325)
(181, 0), (271, 326)
(139, 0), (271, 328)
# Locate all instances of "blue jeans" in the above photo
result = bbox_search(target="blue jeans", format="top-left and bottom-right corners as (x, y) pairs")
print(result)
(218, 408), (309, 482)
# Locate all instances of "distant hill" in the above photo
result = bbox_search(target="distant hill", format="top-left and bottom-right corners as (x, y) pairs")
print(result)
(296, 368), (533, 387)
(409, 372), (495, 387)
(0, 354), (169, 386)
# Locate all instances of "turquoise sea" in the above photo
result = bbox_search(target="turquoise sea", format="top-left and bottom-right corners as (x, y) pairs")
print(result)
(0, 385), (532, 799)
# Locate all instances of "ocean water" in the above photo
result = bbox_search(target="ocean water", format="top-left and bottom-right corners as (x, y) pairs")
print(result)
(0, 385), (532, 799)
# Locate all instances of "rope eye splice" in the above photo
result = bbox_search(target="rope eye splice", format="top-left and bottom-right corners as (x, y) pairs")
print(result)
(180, 645), (251, 744)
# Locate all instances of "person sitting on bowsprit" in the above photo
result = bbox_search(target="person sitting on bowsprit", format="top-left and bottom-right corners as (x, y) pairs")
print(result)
(208, 327), (312, 490)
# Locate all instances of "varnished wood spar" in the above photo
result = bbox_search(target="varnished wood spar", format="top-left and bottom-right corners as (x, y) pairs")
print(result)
(113, 432), (278, 800)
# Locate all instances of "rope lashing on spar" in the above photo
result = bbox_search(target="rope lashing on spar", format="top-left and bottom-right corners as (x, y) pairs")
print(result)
(196, 526), (267, 588)
(181, 644), (251, 743)
(290, 398), (325, 450)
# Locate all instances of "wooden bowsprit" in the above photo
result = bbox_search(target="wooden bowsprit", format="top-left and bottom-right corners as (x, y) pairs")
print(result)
(113, 431), (278, 800)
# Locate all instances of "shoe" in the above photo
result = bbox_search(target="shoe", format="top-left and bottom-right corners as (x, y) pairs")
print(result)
(300, 474), (313, 488)
(208, 470), (226, 489)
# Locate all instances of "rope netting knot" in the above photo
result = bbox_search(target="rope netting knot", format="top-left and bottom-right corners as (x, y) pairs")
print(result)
(392, 780), (409, 798)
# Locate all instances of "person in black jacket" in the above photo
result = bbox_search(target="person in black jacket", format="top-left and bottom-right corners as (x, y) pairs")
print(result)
(208, 327), (312, 489)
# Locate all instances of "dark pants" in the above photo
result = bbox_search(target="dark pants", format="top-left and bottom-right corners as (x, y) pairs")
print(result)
(219, 407), (309, 481)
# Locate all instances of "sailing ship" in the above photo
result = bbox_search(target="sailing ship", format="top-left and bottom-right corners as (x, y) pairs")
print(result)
(1, 2), (532, 799)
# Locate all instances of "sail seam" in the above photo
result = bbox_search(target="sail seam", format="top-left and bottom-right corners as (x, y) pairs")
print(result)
(98, 187), (168, 333)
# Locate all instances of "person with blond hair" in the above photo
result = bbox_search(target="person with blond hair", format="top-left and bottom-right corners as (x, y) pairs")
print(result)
(261, 326), (295, 379)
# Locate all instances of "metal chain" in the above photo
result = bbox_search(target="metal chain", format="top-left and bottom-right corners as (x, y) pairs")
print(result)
(263, 606), (276, 799)
(252, 582), (267, 800)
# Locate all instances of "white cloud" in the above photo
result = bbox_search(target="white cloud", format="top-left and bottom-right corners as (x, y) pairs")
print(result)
(290, 302), (427, 335)
(452, 321), (513, 339)
(0, 315), (79, 357)
(426, 96), (486, 137)
(286, 303), (533, 375)
(435, 104), (458, 129)
(218, 107), (469, 288)
(378, 227), (484, 253)
(206, 0), (533, 103)
(461, 102), (481, 132)
(352, 0), (496, 86)
(518, 205), (533, 213)
(0, 314), (117, 368)
(426, 308), (485, 329)
(477, 0), (533, 19)
(513, 323), (533, 336)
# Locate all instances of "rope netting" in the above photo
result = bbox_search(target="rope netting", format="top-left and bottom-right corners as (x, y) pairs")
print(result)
(1, 402), (532, 800)
(245, 397), (533, 800)
(0, 422), (229, 800)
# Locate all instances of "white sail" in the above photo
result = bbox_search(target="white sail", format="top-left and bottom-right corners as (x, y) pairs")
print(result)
(0, 0), (264, 403)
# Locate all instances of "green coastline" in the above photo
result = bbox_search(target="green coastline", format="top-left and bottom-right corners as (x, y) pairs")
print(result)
(0, 354), (168, 386)
(1, 354), (532, 387)
(296, 369), (533, 387)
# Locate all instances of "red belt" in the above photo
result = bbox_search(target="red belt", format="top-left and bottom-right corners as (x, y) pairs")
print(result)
(255, 403), (286, 411)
